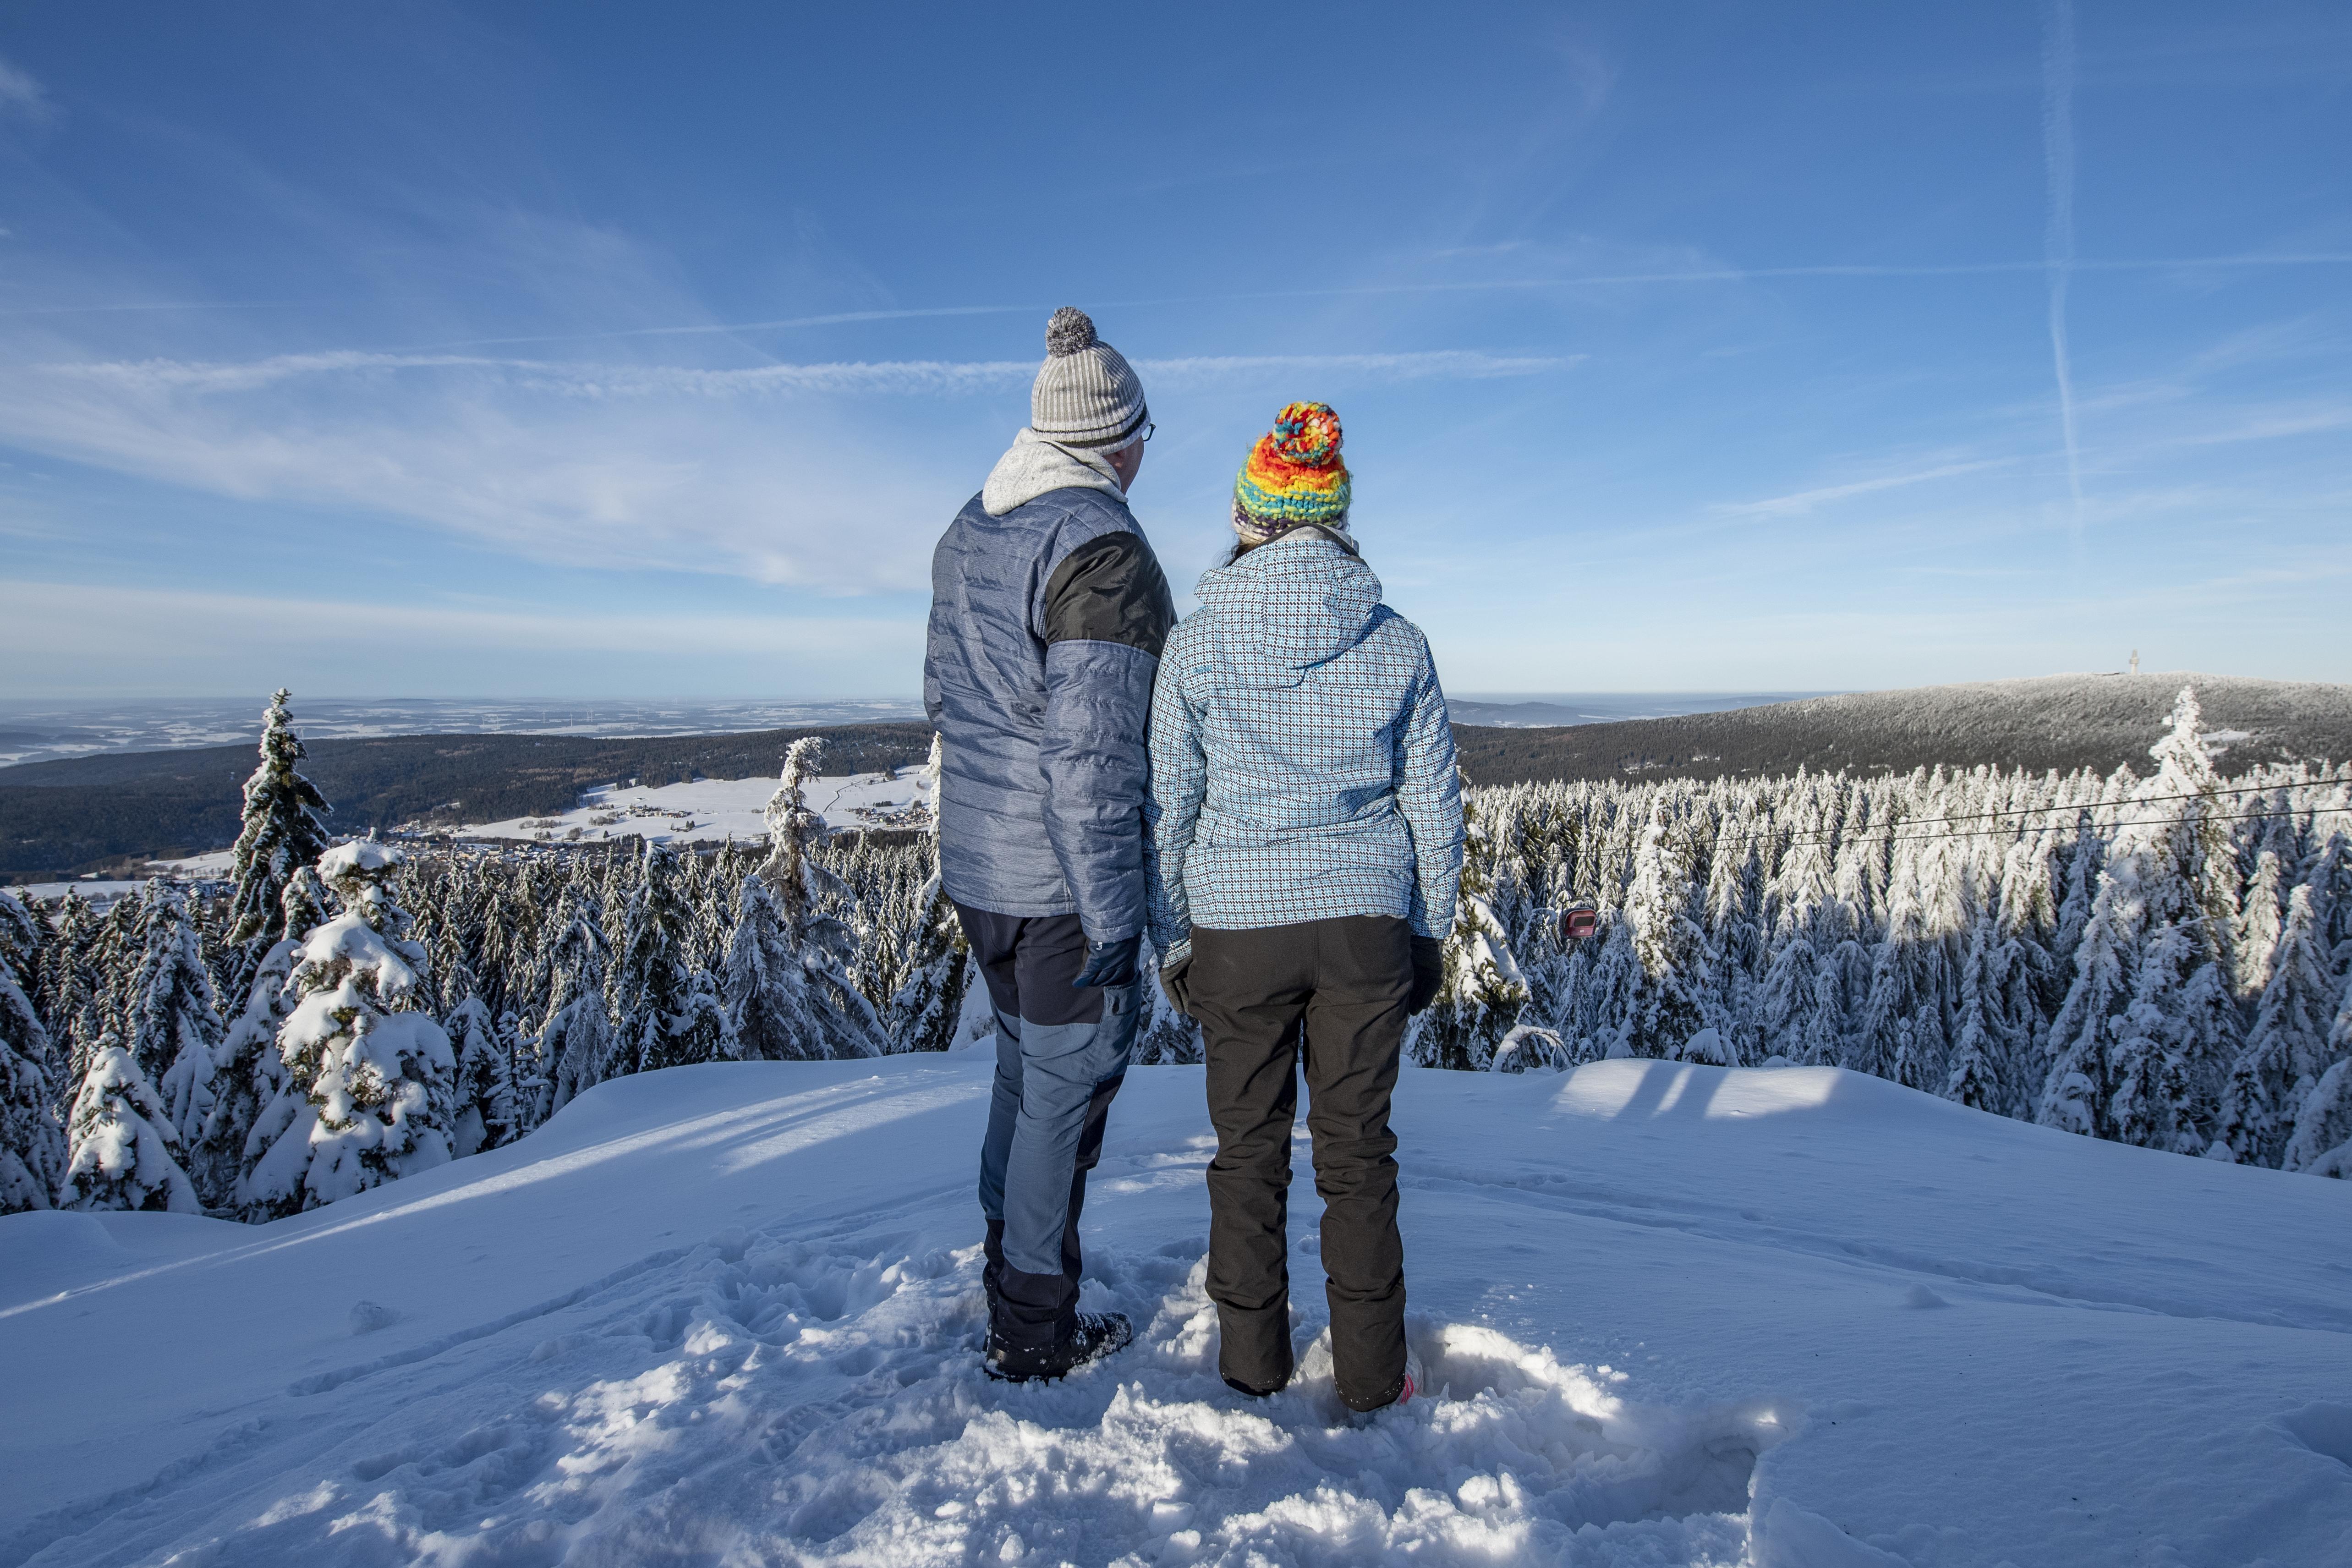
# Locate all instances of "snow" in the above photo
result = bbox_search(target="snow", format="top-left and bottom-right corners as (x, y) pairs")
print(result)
(2, 1057), (2347, 1566)
(316, 840), (403, 879)
(446, 771), (932, 847)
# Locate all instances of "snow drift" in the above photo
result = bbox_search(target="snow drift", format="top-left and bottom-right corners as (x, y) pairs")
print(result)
(2, 1055), (2347, 1567)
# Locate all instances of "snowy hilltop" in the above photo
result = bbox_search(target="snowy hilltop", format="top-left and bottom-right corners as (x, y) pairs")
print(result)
(2, 1053), (2347, 1566)
(8, 684), (2352, 1228)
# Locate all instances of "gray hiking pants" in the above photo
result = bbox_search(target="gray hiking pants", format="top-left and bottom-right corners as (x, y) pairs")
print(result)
(960, 905), (1138, 1351)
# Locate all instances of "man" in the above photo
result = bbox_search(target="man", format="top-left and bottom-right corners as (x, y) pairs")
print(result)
(924, 307), (1173, 1381)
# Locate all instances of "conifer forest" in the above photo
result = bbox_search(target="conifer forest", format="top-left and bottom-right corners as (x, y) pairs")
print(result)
(4, 685), (2348, 1223)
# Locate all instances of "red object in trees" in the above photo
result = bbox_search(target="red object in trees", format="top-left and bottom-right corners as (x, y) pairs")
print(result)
(1559, 901), (1599, 942)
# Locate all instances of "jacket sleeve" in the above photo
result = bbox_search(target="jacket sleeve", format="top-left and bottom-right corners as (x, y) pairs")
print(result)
(1143, 628), (1203, 960)
(1037, 531), (1174, 942)
(1393, 642), (1464, 939)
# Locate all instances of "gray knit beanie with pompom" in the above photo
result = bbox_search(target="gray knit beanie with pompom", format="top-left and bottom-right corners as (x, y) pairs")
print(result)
(1029, 307), (1148, 448)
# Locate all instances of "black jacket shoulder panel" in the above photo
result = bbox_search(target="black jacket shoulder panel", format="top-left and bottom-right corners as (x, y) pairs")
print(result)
(1041, 529), (1175, 657)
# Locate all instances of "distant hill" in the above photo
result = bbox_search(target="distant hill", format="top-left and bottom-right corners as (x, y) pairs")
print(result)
(0, 724), (935, 880)
(1453, 672), (2352, 786)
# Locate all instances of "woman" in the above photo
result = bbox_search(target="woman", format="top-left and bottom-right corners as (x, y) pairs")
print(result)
(1145, 401), (1465, 1413)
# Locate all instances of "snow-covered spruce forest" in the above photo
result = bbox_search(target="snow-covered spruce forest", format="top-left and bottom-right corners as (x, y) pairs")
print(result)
(3, 685), (2349, 1226)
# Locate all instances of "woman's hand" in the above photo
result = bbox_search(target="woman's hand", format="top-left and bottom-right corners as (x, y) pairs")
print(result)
(1408, 936), (1444, 1013)
(1158, 952), (1194, 1018)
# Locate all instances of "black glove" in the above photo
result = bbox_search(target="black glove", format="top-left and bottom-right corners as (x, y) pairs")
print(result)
(1408, 935), (1445, 1014)
(1158, 952), (1194, 1019)
(1071, 934), (1142, 989)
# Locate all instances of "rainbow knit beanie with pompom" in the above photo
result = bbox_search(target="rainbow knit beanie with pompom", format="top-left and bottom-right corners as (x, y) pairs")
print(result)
(1232, 401), (1351, 543)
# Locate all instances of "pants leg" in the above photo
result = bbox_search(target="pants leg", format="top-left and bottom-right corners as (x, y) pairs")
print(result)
(958, 903), (1137, 1352)
(1299, 916), (1413, 1411)
(1189, 925), (1316, 1393)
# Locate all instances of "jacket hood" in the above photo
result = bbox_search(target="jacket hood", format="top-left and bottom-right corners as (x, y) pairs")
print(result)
(981, 428), (1128, 516)
(1194, 528), (1383, 689)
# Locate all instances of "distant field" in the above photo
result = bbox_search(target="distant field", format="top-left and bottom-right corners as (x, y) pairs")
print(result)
(0, 724), (935, 880)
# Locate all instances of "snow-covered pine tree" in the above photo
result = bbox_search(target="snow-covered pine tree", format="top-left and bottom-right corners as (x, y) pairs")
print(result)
(2234, 833), (2291, 1002)
(612, 840), (733, 1074)
(123, 881), (226, 1153)
(220, 691), (334, 986)
(0, 918), (66, 1213)
(538, 887), (616, 1116)
(1767, 780), (1838, 956)
(444, 987), (517, 1157)
(244, 842), (457, 1214)
(499, 1009), (543, 1136)
(724, 739), (883, 1060)
(0, 889), (47, 1013)
(1853, 826), (1955, 1091)
(2284, 1054), (2352, 1177)
(202, 868), (327, 1215)
(1944, 912), (2016, 1113)
(881, 735), (977, 1054)
(1757, 932), (1818, 1063)
(60, 1040), (199, 1214)
(2039, 690), (2235, 1141)
(35, 891), (102, 1112)
(1622, 803), (1711, 1060)
(2217, 883), (2336, 1167)
(77, 894), (144, 1073)
(1701, 804), (1767, 1058)
(2106, 921), (2196, 1150)
(1409, 780), (1532, 1071)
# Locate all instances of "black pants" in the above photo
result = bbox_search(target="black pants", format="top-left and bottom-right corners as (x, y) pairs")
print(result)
(1188, 915), (1411, 1410)
(958, 905), (1135, 1352)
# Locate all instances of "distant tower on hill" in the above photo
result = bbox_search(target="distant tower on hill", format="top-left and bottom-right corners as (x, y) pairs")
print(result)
(2129, 649), (2140, 675)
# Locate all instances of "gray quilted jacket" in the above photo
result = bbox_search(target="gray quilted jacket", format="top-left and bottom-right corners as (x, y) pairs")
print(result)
(925, 479), (1173, 941)
(1146, 526), (1463, 959)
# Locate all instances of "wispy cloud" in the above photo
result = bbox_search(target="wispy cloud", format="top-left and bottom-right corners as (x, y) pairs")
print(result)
(33, 348), (1570, 399)
(382, 255), (2352, 352)
(0, 55), (54, 126)
(1713, 458), (2016, 518)
(39, 351), (1037, 399)
(2043, 0), (2084, 526)
(0, 580), (918, 659)
(2179, 403), (2352, 445)
(0, 341), (1573, 593)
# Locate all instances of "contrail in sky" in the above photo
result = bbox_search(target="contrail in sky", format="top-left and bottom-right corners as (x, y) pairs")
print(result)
(2043, 0), (2083, 526)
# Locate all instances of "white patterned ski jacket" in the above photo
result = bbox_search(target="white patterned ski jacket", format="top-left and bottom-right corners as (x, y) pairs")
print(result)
(1145, 526), (1463, 960)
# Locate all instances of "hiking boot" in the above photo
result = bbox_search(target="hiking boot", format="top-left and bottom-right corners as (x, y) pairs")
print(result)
(1346, 1350), (1427, 1421)
(985, 1311), (1134, 1383)
(1394, 1349), (1426, 1407)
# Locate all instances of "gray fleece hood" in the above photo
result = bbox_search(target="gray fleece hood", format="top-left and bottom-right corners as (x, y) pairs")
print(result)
(981, 428), (1128, 516)
(1193, 527), (1383, 690)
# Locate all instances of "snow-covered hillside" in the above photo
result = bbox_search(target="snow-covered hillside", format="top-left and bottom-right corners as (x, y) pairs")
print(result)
(3, 1057), (2346, 1567)
(444, 770), (930, 848)
(1458, 670), (2352, 784)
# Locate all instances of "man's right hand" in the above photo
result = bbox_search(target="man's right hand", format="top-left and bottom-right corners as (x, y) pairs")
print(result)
(1408, 936), (1445, 1014)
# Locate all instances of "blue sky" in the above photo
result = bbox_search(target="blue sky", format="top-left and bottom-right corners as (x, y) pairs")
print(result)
(0, 1), (2346, 700)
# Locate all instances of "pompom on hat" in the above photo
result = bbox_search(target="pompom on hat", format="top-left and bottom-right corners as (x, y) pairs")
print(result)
(1232, 401), (1351, 543)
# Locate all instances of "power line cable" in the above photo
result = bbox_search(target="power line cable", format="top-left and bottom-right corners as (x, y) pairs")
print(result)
(1775, 800), (2350, 850)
